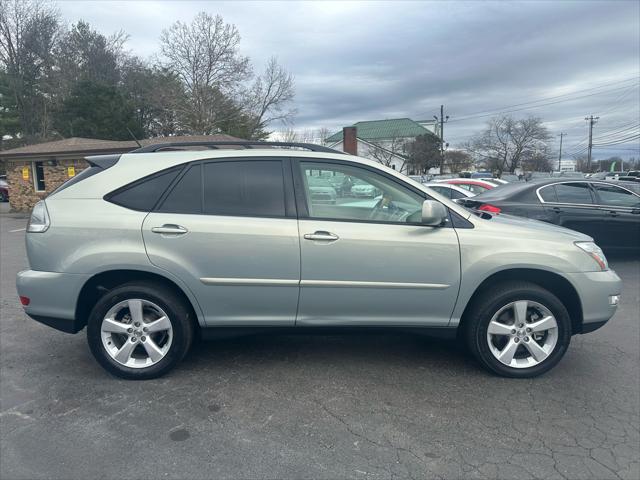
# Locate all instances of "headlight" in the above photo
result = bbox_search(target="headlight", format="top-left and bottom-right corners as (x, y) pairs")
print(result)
(575, 241), (608, 271)
(27, 200), (50, 233)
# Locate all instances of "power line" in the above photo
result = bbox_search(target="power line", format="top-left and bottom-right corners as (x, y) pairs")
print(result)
(446, 77), (639, 123)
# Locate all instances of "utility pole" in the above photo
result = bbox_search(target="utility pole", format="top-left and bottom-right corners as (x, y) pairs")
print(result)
(433, 105), (449, 172)
(585, 115), (599, 172)
(557, 132), (567, 171)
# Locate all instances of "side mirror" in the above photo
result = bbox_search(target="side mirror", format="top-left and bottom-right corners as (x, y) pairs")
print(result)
(421, 200), (447, 226)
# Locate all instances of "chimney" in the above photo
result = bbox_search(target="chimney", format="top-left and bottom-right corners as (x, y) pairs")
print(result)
(342, 126), (357, 155)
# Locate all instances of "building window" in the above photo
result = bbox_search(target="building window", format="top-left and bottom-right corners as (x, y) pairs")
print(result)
(33, 161), (46, 192)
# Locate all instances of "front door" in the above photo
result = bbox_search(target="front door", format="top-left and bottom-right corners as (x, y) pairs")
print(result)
(542, 182), (604, 240)
(592, 182), (640, 251)
(293, 160), (461, 327)
(142, 158), (300, 326)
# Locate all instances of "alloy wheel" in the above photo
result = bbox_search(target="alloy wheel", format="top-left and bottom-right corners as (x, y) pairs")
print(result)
(486, 300), (558, 368)
(100, 299), (173, 368)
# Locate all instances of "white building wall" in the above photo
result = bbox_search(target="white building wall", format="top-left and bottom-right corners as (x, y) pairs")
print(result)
(330, 139), (407, 173)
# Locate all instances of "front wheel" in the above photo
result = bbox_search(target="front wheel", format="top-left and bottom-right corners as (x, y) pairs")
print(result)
(464, 282), (572, 378)
(87, 282), (194, 380)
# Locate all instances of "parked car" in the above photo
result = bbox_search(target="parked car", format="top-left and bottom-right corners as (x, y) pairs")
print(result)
(499, 174), (521, 183)
(17, 141), (621, 380)
(423, 182), (475, 200)
(0, 178), (9, 202)
(470, 171), (493, 179)
(459, 179), (640, 253)
(437, 178), (498, 195)
(351, 179), (379, 197)
(307, 176), (337, 204)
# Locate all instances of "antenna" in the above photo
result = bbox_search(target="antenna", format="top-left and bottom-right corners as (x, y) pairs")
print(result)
(126, 127), (142, 148)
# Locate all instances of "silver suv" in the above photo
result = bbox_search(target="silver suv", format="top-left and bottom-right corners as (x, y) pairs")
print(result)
(16, 142), (621, 379)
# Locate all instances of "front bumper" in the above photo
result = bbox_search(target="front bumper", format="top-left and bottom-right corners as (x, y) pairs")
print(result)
(16, 269), (90, 334)
(565, 268), (622, 334)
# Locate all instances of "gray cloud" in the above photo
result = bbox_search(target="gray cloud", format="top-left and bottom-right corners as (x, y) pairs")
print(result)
(58, 0), (639, 158)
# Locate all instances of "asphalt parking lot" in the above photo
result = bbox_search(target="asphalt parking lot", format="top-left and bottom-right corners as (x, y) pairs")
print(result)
(1, 213), (638, 480)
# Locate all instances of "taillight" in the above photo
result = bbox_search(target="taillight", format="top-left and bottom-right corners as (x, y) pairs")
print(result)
(19, 296), (30, 306)
(478, 204), (501, 214)
(27, 200), (50, 232)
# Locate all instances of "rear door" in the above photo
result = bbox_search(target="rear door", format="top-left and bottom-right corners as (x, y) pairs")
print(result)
(142, 158), (300, 326)
(591, 182), (640, 251)
(540, 182), (604, 240)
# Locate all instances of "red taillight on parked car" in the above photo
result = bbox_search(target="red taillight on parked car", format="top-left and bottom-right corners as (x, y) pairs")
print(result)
(19, 296), (30, 306)
(478, 204), (501, 214)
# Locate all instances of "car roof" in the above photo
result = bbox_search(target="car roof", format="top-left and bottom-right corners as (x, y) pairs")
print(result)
(471, 178), (640, 201)
(442, 178), (496, 186)
(423, 182), (471, 194)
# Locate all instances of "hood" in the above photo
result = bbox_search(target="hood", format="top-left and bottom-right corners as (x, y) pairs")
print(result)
(485, 213), (592, 242)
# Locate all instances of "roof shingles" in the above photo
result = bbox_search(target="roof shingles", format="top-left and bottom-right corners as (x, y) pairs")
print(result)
(0, 134), (241, 159)
(326, 118), (435, 143)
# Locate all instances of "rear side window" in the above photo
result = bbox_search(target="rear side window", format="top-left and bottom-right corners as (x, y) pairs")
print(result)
(107, 167), (181, 211)
(158, 165), (203, 214)
(593, 184), (640, 207)
(554, 183), (593, 204)
(158, 160), (286, 217)
(538, 185), (558, 202)
(203, 161), (285, 217)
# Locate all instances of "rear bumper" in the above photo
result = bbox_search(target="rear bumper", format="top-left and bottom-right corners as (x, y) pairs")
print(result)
(565, 269), (622, 334)
(16, 269), (90, 334)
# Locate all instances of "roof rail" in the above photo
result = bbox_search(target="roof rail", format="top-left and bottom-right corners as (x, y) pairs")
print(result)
(129, 141), (344, 154)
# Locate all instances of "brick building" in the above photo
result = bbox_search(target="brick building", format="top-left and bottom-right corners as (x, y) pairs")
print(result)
(0, 135), (239, 211)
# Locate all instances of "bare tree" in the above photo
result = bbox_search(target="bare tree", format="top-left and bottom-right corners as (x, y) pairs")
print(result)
(159, 12), (250, 134)
(443, 149), (473, 173)
(368, 135), (409, 172)
(245, 57), (295, 139)
(0, 0), (60, 140)
(465, 115), (551, 176)
(277, 127), (298, 143)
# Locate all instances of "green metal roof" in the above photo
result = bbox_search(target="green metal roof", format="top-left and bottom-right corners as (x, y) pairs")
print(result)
(326, 118), (435, 143)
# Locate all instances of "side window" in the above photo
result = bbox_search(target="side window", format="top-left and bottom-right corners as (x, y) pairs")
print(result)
(158, 165), (203, 214)
(203, 160), (285, 217)
(450, 189), (466, 200)
(593, 184), (640, 207)
(554, 183), (594, 204)
(300, 162), (425, 223)
(107, 167), (182, 211)
(538, 185), (557, 202)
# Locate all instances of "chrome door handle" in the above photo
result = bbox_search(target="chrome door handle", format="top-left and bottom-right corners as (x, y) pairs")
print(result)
(304, 231), (339, 242)
(151, 224), (188, 235)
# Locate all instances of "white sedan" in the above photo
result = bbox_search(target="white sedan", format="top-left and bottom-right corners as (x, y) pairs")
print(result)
(422, 182), (476, 200)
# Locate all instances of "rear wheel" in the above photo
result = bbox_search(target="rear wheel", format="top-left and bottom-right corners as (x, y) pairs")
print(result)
(87, 282), (194, 379)
(465, 282), (571, 378)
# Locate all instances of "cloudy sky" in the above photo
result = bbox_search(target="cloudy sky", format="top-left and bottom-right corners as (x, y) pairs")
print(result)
(57, 0), (640, 160)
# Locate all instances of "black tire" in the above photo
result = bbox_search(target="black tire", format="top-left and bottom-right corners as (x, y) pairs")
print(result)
(464, 281), (572, 378)
(0, 192), (6, 202)
(87, 282), (195, 380)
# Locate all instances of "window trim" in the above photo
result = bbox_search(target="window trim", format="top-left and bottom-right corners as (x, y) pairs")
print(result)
(153, 157), (296, 219)
(536, 181), (640, 210)
(291, 157), (451, 227)
(32, 161), (46, 192)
